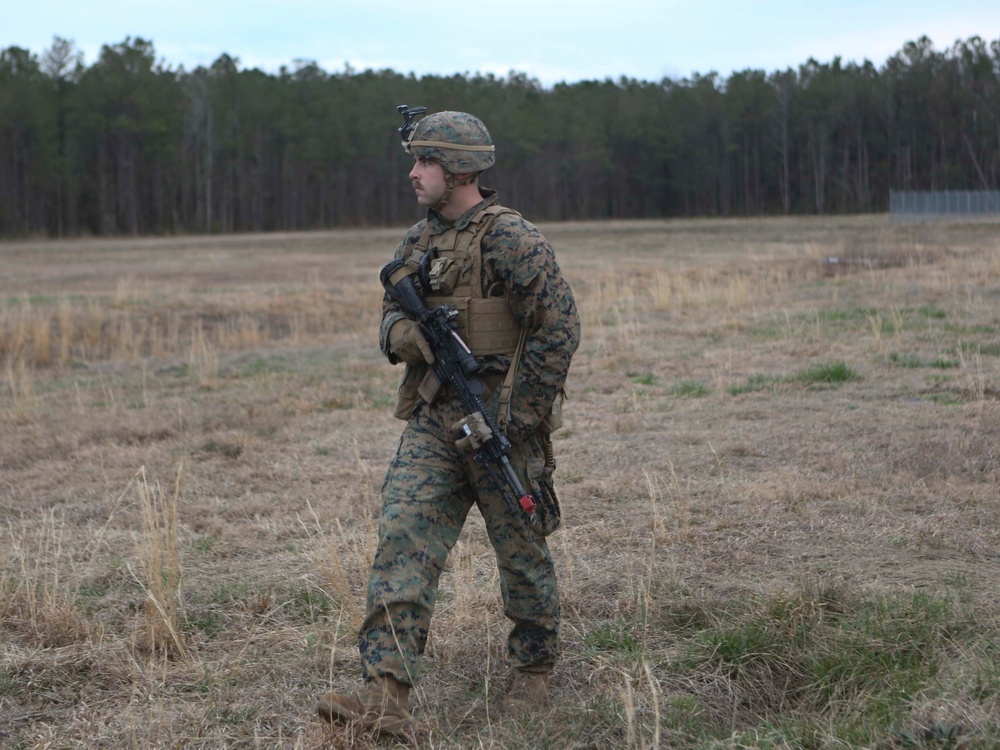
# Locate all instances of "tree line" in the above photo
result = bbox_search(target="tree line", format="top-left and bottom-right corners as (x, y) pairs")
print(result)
(2, 34), (999, 237)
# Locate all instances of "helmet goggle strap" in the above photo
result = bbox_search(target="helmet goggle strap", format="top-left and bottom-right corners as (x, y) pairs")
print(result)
(404, 139), (495, 156)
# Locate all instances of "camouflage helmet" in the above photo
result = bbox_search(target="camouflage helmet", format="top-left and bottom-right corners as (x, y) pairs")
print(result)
(403, 111), (495, 174)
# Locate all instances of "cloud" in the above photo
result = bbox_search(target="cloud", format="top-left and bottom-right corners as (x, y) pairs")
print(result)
(3, 0), (998, 85)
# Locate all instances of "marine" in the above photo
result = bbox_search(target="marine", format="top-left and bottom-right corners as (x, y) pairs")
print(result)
(317, 107), (580, 738)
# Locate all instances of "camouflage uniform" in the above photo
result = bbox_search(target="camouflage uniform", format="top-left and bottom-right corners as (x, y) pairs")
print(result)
(360, 188), (580, 686)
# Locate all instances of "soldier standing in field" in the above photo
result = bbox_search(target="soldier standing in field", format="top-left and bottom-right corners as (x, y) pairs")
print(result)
(317, 108), (580, 737)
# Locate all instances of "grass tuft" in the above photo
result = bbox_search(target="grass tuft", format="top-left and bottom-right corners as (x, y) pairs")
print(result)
(790, 360), (860, 386)
(134, 466), (188, 658)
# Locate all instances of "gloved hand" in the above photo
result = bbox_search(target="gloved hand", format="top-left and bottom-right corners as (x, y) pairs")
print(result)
(388, 319), (435, 365)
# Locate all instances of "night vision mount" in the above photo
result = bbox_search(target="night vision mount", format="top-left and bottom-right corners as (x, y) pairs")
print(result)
(397, 104), (427, 141)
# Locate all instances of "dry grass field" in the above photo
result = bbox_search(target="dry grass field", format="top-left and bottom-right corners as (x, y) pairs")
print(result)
(2, 215), (999, 749)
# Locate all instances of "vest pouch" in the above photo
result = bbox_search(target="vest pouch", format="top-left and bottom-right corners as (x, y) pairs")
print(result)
(468, 298), (522, 355)
(426, 296), (522, 357)
(427, 256), (461, 294)
(539, 391), (565, 433)
(393, 364), (422, 421)
(417, 367), (442, 405)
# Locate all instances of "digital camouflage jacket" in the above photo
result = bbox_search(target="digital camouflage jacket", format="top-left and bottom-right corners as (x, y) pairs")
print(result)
(380, 189), (580, 439)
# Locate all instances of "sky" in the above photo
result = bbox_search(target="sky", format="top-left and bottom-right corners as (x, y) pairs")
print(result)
(2, 0), (999, 86)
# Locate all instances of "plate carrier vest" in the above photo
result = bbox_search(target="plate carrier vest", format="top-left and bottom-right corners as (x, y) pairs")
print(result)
(393, 204), (525, 420)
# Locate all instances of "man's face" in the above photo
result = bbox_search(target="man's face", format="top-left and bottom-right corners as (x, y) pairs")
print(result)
(409, 156), (448, 208)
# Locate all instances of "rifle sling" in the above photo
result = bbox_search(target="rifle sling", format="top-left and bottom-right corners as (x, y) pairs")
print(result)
(497, 327), (527, 433)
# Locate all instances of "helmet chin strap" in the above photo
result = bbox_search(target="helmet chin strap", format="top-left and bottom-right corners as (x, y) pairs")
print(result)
(432, 171), (478, 214)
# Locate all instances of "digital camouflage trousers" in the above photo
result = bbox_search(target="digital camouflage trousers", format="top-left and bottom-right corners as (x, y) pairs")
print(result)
(358, 395), (559, 686)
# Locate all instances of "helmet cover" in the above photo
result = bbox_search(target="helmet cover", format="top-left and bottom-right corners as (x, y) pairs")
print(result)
(403, 111), (495, 173)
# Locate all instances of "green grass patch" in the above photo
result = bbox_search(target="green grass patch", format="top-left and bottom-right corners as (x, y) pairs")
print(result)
(290, 586), (334, 621)
(728, 373), (782, 395)
(75, 579), (114, 614)
(928, 357), (959, 369)
(2, 294), (65, 306)
(239, 354), (291, 378)
(207, 704), (259, 726)
(731, 362), (859, 396)
(631, 373), (657, 386)
(198, 439), (243, 459)
(791, 361), (860, 386)
(370, 394), (395, 409)
(945, 323), (998, 336)
(192, 535), (218, 554)
(747, 324), (784, 339)
(960, 341), (1000, 357)
(583, 618), (642, 656)
(815, 307), (879, 322)
(670, 380), (710, 398)
(207, 580), (254, 606)
(925, 392), (965, 406)
(888, 352), (923, 368)
(660, 586), (979, 744)
(0, 668), (22, 696)
(914, 305), (948, 319)
(186, 609), (226, 637)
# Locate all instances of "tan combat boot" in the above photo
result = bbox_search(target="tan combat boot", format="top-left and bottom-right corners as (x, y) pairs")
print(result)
(501, 670), (550, 715)
(317, 675), (412, 737)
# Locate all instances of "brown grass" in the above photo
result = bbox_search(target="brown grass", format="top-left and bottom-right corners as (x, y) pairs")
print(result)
(2, 216), (1000, 748)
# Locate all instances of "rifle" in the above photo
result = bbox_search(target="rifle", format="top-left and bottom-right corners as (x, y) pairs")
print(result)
(380, 257), (539, 527)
